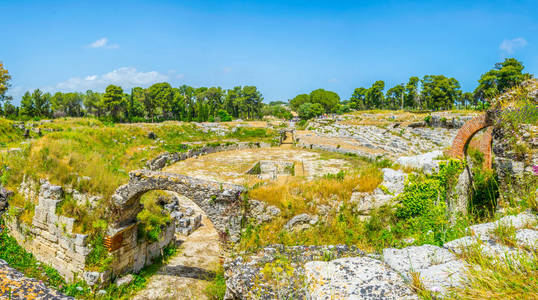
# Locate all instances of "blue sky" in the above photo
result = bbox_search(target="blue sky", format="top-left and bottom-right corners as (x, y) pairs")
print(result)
(2, 0), (537, 103)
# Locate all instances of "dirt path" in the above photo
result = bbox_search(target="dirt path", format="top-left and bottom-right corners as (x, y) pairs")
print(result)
(133, 198), (221, 300)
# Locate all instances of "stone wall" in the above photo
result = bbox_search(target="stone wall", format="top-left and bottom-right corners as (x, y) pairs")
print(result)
(146, 141), (272, 171)
(107, 220), (176, 276)
(106, 170), (244, 277)
(6, 181), (90, 282)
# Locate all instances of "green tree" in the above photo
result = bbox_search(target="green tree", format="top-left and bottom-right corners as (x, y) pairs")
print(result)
(298, 102), (324, 120)
(385, 84), (405, 110)
(148, 82), (173, 121)
(83, 90), (104, 117)
(460, 92), (474, 109)
(0, 61), (12, 112)
(20, 91), (35, 117)
(404, 76), (420, 108)
(32, 89), (51, 117)
(421, 75), (461, 110)
(474, 58), (532, 104)
(365, 81), (385, 109)
(103, 85), (125, 121)
(350, 87), (367, 110)
(310, 89), (340, 113)
(289, 94), (310, 112)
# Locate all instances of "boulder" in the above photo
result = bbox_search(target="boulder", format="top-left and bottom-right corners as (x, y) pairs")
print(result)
(395, 151), (443, 174)
(115, 274), (134, 287)
(224, 245), (364, 300)
(248, 200), (281, 225)
(284, 213), (319, 231)
(383, 245), (457, 279)
(350, 192), (392, 214)
(305, 257), (418, 300)
(0, 186), (12, 213)
(383, 244), (466, 296)
(378, 168), (407, 196)
(515, 229), (538, 248)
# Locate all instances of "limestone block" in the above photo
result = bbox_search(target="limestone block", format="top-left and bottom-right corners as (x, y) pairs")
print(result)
(75, 245), (91, 256)
(59, 237), (74, 251)
(515, 229), (538, 249)
(58, 216), (75, 234)
(418, 260), (466, 295)
(74, 234), (88, 246)
(40, 230), (58, 243)
(383, 244), (457, 279)
(305, 257), (418, 300)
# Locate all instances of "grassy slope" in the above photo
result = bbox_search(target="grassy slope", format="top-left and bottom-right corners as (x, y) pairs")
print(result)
(1, 118), (276, 233)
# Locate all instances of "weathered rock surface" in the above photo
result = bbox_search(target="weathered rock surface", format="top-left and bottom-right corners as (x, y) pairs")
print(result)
(395, 151), (443, 174)
(115, 274), (134, 287)
(383, 245), (457, 279)
(0, 259), (73, 299)
(224, 245), (364, 300)
(305, 257), (418, 300)
(285, 213), (319, 231)
(350, 168), (407, 215)
(146, 142), (272, 171)
(383, 245), (465, 295)
(0, 186), (11, 216)
(378, 168), (407, 196)
(248, 200), (281, 225)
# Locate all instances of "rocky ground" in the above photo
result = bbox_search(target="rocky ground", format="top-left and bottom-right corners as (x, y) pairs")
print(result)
(163, 147), (354, 184)
(224, 211), (538, 299)
(0, 259), (72, 300)
(296, 113), (477, 159)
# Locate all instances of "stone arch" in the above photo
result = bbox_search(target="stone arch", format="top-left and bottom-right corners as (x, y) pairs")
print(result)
(449, 113), (493, 169)
(106, 170), (244, 251)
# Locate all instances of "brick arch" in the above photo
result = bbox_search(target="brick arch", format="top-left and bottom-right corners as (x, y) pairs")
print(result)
(449, 113), (493, 168)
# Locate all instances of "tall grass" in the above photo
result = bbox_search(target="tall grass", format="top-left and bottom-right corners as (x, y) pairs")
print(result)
(450, 246), (538, 300)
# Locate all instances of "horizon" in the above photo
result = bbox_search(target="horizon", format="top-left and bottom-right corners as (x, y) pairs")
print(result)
(2, 0), (538, 104)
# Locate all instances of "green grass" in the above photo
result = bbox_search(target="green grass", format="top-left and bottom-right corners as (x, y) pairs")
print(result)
(0, 118), (277, 236)
(0, 220), (64, 287)
(0, 217), (179, 300)
(204, 265), (227, 300)
(449, 246), (538, 300)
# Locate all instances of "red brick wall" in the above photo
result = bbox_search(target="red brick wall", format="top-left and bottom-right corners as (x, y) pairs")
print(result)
(449, 114), (493, 169)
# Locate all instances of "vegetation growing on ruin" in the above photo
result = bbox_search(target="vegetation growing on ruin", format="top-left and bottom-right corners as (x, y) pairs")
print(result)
(0, 118), (276, 233)
(239, 158), (477, 253)
(449, 245), (538, 299)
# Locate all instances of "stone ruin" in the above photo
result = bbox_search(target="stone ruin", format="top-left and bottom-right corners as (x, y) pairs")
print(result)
(247, 160), (295, 180)
(6, 181), (92, 282)
(105, 169), (244, 277)
(4, 168), (245, 285)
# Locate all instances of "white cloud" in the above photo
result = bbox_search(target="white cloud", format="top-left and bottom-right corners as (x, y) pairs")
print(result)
(499, 37), (527, 54)
(328, 78), (339, 83)
(55, 67), (169, 92)
(88, 37), (119, 49)
(222, 67), (232, 74)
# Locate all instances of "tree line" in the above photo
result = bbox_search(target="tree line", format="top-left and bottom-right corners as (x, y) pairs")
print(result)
(0, 58), (533, 122)
(289, 58), (532, 119)
(0, 81), (264, 122)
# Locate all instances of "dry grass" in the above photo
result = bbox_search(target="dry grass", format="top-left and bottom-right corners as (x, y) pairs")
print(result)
(410, 271), (434, 300)
(249, 170), (370, 216)
(450, 245), (538, 300)
(240, 163), (384, 252)
(492, 223), (518, 247)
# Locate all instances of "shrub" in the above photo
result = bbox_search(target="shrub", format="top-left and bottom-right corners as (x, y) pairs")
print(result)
(395, 175), (442, 218)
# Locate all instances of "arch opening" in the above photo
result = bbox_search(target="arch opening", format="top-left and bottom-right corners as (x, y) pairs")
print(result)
(104, 170), (244, 276)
